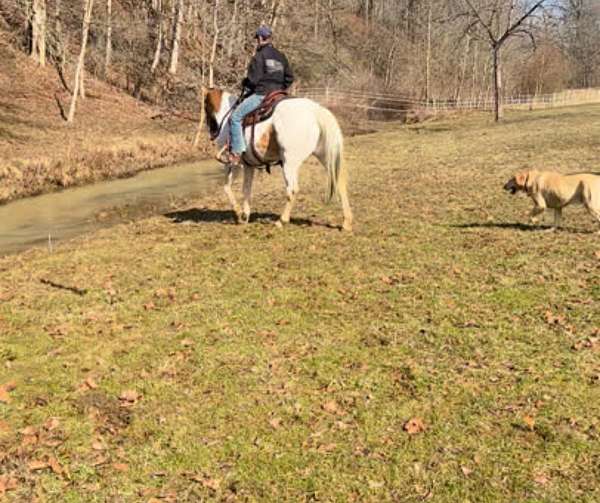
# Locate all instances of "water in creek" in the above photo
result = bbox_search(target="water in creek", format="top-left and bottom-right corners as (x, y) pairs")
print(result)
(0, 159), (222, 256)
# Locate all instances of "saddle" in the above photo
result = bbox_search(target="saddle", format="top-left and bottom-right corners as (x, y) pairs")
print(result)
(240, 90), (292, 170)
(242, 90), (290, 128)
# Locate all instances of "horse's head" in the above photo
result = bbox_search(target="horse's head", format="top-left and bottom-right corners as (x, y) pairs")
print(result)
(204, 88), (235, 142)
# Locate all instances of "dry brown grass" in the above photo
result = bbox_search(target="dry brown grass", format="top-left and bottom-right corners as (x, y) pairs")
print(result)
(0, 45), (210, 204)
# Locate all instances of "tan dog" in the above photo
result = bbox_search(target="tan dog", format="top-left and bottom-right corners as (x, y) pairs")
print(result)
(504, 170), (600, 229)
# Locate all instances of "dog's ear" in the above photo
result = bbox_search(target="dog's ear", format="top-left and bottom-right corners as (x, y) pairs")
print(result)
(515, 172), (527, 188)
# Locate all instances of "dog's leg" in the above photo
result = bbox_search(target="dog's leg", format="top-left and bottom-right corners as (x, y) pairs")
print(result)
(529, 194), (547, 226)
(583, 196), (600, 232)
(553, 208), (562, 229)
(529, 205), (545, 225)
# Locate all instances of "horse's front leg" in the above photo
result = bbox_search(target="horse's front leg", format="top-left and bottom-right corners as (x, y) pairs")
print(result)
(241, 166), (255, 224)
(223, 165), (242, 223)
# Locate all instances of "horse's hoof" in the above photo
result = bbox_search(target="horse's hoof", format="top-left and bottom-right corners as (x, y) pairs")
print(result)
(240, 213), (250, 225)
(342, 221), (353, 232)
(275, 220), (284, 229)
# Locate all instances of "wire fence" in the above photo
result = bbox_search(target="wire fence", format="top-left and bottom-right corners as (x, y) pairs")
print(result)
(295, 86), (600, 117)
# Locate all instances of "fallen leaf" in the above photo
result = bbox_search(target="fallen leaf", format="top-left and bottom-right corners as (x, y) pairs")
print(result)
(317, 443), (337, 453)
(20, 426), (37, 436)
(523, 415), (536, 431)
(92, 440), (105, 450)
(202, 478), (220, 491)
(47, 456), (63, 475)
(113, 463), (129, 472)
(21, 434), (38, 447)
(461, 465), (473, 476)
(322, 400), (343, 415)
(83, 376), (99, 389)
(143, 302), (156, 311)
(28, 460), (48, 471)
(180, 338), (194, 347)
(404, 417), (426, 435)
(0, 381), (16, 403)
(119, 390), (141, 403)
(0, 475), (18, 494)
(534, 474), (550, 485)
(268, 417), (282, 429)
(90, 455), (109, 467)
(44, 417), (60, 431)
(2, 381), (16, 392)
(544, 311), (566, 326)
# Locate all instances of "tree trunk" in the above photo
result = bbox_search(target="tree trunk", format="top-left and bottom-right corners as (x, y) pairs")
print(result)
(270, 0), (282, 28)
(168, 0), (184, 75)
(208, 0), (220, 88)
(227, 0), (238, 58)
(492, 45), (503, 121)
(192, 86), (207, 147)
(79, 65), (85, 98)
(105, 0), (112, 74)
(67, 0), (94, 123)
(31, 0), (47, 66)
(150, 0), (163, 73)
(424, 1), (431, 101)
(313, 0), (318, 40)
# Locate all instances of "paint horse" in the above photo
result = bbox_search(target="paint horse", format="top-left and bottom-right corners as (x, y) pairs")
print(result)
(204, 89), (353, 231)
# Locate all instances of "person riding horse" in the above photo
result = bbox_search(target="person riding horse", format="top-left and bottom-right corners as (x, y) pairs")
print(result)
(228, 25), (294, 166)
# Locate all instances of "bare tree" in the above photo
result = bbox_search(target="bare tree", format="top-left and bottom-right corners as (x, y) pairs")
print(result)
(150, 0), (163, 73)
(67, 0), (95, 123)
(208, 0), (220, 87)
(104, 0), (112, 74)
(168, 0), (185, 74)
(462, 0), (547, 120)
(31, 0), (47, 65)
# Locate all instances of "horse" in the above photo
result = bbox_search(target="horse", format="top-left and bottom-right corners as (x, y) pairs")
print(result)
(203, 89), (353, 232)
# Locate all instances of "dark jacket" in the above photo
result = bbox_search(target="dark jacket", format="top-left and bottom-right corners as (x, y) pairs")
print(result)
(242, 44), (294, 95)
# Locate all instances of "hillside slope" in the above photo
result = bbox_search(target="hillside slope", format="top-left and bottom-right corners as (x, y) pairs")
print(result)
(0, 35), (205, 204)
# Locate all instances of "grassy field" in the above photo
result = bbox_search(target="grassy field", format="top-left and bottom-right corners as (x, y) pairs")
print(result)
(1, 105), (600, 502)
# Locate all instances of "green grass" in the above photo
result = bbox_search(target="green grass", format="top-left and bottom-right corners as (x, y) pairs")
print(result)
(1, 105), (600, 501)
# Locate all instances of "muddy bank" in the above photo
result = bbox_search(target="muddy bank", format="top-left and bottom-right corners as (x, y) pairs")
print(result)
(0, 159), (222, 256)
(0, 135), (213, 205)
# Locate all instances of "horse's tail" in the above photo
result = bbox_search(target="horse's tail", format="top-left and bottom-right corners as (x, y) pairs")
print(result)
(314, 105), (346, 202)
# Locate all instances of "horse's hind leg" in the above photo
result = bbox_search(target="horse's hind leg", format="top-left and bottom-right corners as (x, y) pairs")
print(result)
(277, 156), (302, 227)
(241, 166), (255, 224)
(224, 165), (242, 223)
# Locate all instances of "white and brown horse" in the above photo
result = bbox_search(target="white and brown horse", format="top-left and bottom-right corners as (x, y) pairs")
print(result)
(204, 89), (353, 231)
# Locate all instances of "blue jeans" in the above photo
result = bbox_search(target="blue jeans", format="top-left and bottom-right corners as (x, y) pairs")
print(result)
(229, 94), (264, 154)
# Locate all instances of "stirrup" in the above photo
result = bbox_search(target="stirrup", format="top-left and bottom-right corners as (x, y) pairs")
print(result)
(215, 145), (229, 164)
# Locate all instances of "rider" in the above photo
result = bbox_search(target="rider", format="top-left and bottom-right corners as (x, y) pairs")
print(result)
(228, 25), (294, 166)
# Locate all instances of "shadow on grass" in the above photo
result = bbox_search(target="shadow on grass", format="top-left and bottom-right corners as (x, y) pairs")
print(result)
(451, 222), (596, 234)
(165, 208), (342, 230)
(451, 222), (545, 232)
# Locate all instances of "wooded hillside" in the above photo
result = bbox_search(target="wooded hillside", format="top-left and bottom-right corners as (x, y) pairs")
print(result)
(1, 0), (599, 115)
